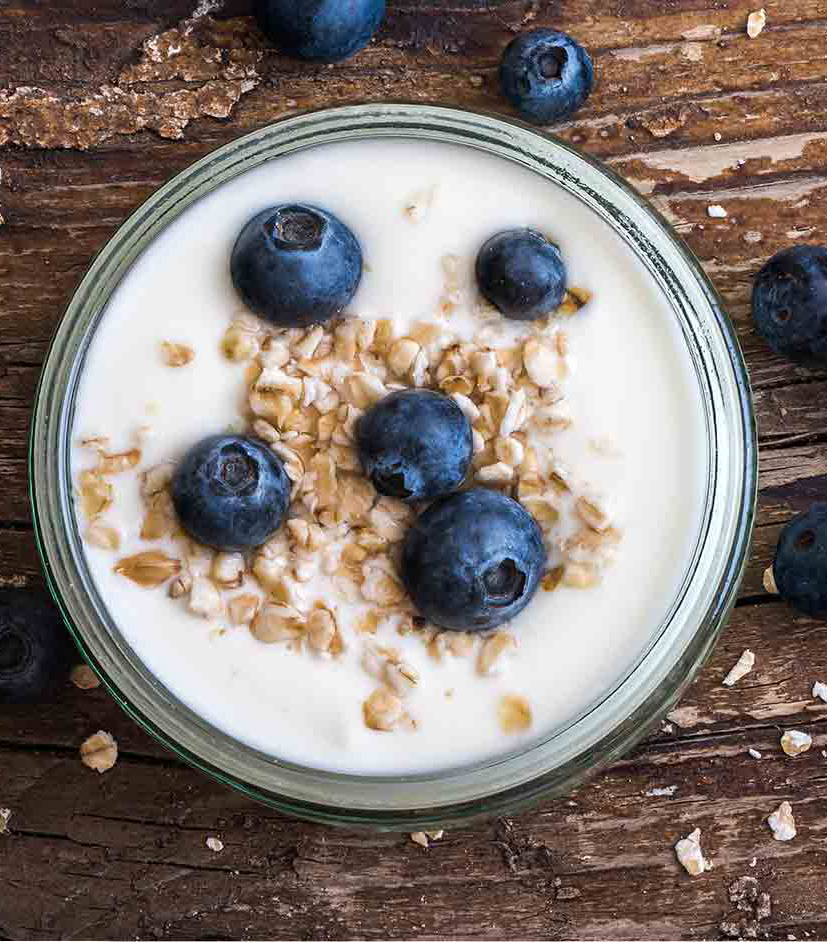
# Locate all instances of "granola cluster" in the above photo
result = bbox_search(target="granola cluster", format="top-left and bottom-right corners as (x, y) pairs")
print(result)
(78, 272), (621, 735)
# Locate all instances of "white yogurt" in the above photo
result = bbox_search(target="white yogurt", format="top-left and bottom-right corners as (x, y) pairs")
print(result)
(72, 139), (706, 774)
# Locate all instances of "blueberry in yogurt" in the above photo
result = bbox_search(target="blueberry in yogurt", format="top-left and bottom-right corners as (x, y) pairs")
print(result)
(171, 435), (290, 552)
(770, 503), (827, 617)
(356, 389), (472, 502)
(476, 229), (567, 320)
(752, 245), (827, 366)
(254, 0), (385, 63)
(0, 590), (75, 704)
(401, 488), (546, 631)
(231, 204), (362, 328)
(499, 29), (594, 125)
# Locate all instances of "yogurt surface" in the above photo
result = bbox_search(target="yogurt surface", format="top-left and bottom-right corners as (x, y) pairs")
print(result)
(72, 139), (706, 775)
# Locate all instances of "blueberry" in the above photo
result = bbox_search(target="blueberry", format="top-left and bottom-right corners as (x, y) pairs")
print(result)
(254, 0), (385, 63)
(231, 204), (362, 328)
(752, 246), (827, 366)
(772, 503), (827, 617)
(355, 389), (472, 502)
(0, 590), (75, 704)
(401, 488), (546, 631)
(499, 29), (594, 125)
(476, 229), (567, 320)
(171, 435), (290, 552)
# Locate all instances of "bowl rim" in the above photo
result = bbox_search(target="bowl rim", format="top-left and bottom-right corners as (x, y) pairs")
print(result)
(30, 102), (757, 830)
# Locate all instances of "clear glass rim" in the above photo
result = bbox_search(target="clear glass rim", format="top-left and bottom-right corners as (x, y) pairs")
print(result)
(30, 103), (757, 830)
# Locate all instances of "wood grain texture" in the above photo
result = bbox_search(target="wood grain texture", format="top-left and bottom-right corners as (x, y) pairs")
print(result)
(2, 1), (827, 939)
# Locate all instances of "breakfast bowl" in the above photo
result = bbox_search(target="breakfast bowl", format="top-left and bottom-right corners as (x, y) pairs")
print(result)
(30, 103), (756, 829)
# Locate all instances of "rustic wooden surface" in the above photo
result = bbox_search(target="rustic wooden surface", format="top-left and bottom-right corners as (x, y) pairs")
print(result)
(2, 1), (827, 938)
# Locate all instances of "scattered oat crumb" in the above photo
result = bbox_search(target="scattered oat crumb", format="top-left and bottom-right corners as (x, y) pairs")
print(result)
(763, 566), (778, 594)
(469, 75), (484, 87)
(206, 836), (224, 852)
(410, 831), (444, 848)
(675, 828), (711, 876)
(812, 681), (827, 703)
(781, 729), (812, 757)
(71, 664), (101, 690)
(749, 857), (757, 868)
(661, 722), (674, 734)
(0, 808), (11, 834)
(707, 204), (728, 219)
(767, 801), (796, 841)
(748, 748), (762, 759)
(723, 649), (755, 686)
(646, 785), (677, 797)
(714, 131), (722, 142)
(80, 730), (118, 773)
(747, 9), (767, 39)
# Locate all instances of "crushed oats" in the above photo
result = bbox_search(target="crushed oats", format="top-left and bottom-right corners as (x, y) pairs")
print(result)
(85, 522), (121, 551)
(228, 593), (261, 626)
(762, 566), (778, 594)
(780, 729), (812, 757)
(812, 680), (827, 703)
(71, 664), (101, 690)
(114, 550), (181, 588)
(206, 836), (224, 852)
(363, 687), (405, 731)
(160, 341), (195, 367)
(478, 631), (517, 676)
(211, 552), (245, 588)
(498, 694), (532, 733)
(707, 204), (728, 219)
(767, 801), (796, 841)
(723, 649), (755, 687)
(80, 730), (118, 773)
(79, 469), (113, 519)
(675, 828), (711, 876)
(748, 748), (762, 760)
(251, 604), (304, 643)
(0, 808), (11, 835)
(188, 576), (225, 618)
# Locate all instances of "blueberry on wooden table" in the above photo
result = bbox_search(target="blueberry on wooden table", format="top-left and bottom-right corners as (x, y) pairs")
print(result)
(401, 488), (546, 632)
(254, 0), (386, 63)
(499, 29), (594, 125)
(0, 590), (75, 704)
(355, 389), (473, 502)
(752, 245), (827, 366)
(171, 435), (290, 552)
(231, 204), (362, 328)
(768, 503), (827, 617)
(476, 229), (568, 320)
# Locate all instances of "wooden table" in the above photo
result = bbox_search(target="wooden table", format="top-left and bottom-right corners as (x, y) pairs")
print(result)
(2, 2), (826, 938)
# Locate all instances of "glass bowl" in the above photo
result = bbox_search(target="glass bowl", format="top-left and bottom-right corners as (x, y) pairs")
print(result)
(30, 103), (757, 830)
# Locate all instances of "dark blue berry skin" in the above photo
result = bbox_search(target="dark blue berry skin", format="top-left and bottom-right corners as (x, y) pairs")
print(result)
(476, 229), (567, 320)
(356, 389), (472, 502)
(500, 29), (594, 125)
(254, 0), (385, 63)
(231, 204), (362, 328)
(752, 246), (827, 366)
(401, 488), (546, 632)
(772, 503), (827, 617)
(171, 435), (290, 552)
(0, 590), (75, 704)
